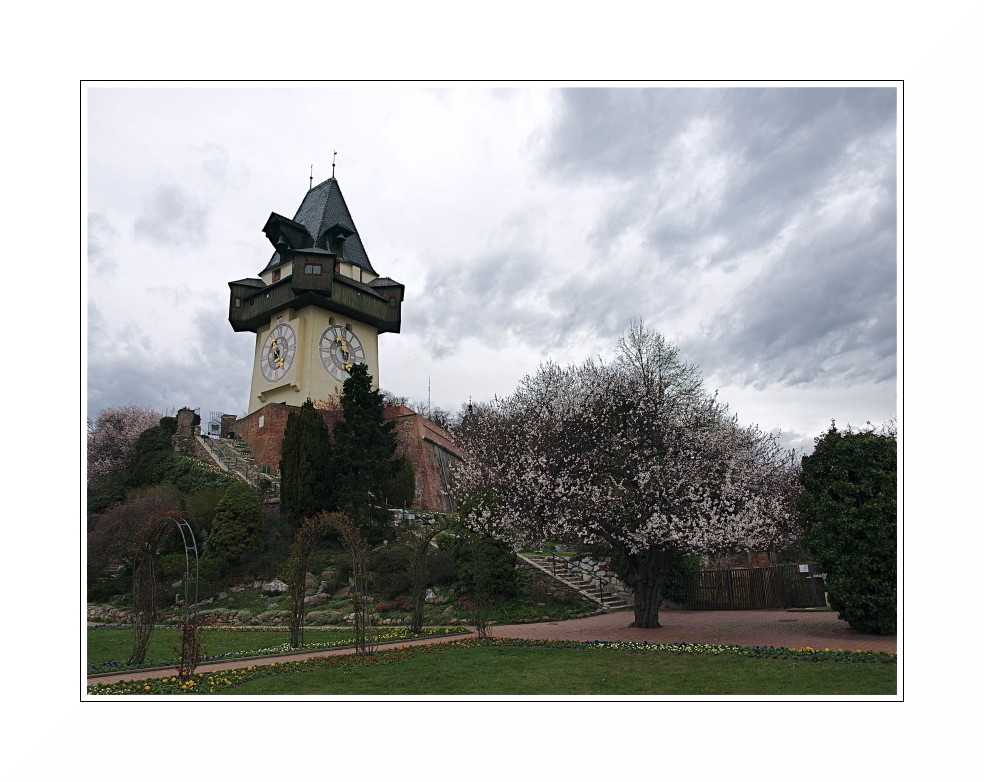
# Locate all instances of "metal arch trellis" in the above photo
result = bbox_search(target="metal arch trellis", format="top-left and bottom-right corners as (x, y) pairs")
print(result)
(129, 513), (201, 669)
(173, 517), (200, 623)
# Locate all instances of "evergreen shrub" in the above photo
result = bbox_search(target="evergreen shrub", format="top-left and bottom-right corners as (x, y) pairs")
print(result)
(799, 424), (897, 635)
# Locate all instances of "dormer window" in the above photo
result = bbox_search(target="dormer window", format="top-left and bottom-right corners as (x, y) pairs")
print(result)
(303, 263), (322, 276)
(272, 269), (281, 282)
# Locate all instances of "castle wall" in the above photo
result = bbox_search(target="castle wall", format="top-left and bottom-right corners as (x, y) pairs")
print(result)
(219, 402), (464, 512)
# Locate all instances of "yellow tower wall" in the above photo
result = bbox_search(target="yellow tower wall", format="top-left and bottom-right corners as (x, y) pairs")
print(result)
(247, 305), (380, 414)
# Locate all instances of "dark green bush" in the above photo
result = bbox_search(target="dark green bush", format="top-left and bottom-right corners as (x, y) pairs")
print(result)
(156, 454), (236, 494)
(87, 566), (132, 603)
(384, 457), (416, 509)
(369, 544), (413, 599)
(201, 482), (264, 575)
(441, 532), (518, 602)
(426, 548), (457, 586)
(799, 424), (896, 635)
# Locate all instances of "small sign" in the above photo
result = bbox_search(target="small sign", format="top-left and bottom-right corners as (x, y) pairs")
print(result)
(798, 564), (810, 573)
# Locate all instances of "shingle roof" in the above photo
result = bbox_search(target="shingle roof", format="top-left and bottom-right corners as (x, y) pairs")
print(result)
(263, 178), (376, 274)
(230, 277), (265, 288)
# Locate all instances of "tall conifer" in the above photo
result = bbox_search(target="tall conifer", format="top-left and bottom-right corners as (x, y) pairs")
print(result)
(331, 364), (403, 541)
(279, 400), (334, 526)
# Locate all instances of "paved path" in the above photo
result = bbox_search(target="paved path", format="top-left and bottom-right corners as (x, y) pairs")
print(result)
(489, 608), (897, 653)
(86, 608), (896, 686)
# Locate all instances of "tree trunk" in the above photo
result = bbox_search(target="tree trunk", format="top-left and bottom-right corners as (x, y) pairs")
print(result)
(627, 548), (669, 628)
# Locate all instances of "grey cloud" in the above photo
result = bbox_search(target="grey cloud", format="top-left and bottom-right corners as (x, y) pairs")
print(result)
(88, 212), (119, 276)
(198, 143), (249, 188)
(543, 88), (896, 267)
(537, 87), (897, 391)
(87, 306), (252, 422)
(134, 184), (207, 245)
(690, 203), (896, 389)
(412, 238), (559, 358)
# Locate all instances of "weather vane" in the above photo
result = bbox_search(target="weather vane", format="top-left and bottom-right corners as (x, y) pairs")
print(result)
(309, 164), (313, 191)
(332, 150), (337, 178)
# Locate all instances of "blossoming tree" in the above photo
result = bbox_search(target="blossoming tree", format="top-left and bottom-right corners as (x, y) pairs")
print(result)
(87, 404), (161, 484)
(452, 322), (802, 628)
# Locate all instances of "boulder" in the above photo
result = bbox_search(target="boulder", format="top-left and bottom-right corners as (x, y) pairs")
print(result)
(256, 610), (291, 624)
(262, 579), (288, 594)
(305, 610), (342, 626)
(304, 593), (328, 607)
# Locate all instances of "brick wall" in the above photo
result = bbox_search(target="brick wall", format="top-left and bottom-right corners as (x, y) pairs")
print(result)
(220, 402), (294, 473)
(219, 402), (465, 512)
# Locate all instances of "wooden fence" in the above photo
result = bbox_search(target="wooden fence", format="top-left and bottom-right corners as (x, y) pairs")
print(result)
(682, 564), (827, 610)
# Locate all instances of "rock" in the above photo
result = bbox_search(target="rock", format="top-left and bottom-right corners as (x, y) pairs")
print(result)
(256, 610), (291, 624)
(306, 610), (342, 626)
(424, 588), (437, 604)
(304, 593), (328, 607)
(262, 579), (288, 594)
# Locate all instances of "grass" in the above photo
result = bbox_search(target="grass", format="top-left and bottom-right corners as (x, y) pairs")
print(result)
(86, 625), (464, 674)
(88, 639), (897, 696)
(87, 627), (349, 666)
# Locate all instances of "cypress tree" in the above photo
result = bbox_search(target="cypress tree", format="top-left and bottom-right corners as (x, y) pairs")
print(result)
(331, 363), (402, 541)
(279, 400), (334, 526)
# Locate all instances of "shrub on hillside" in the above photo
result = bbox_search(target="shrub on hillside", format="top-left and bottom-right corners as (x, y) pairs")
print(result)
(201, 482), (264, 576)
(369, 544), (413, 600)
(440, 532), (518, 602)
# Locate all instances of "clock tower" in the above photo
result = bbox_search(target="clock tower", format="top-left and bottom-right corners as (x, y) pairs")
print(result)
(228, 177), (404, 413)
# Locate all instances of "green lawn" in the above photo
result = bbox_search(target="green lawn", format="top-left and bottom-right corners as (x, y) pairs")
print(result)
(89, 640), (897, 696)
(86, 626), (461, 674)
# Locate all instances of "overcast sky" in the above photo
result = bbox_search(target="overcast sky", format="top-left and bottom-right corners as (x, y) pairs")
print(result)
(85, 85), (897, 452)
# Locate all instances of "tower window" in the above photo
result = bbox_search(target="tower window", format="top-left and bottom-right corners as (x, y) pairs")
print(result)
(233, 297), (242, 308)
(303, 263), (322, 276)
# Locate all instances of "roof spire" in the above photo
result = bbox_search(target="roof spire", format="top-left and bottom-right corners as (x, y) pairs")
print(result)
(309, 164), (313, 191)
(332, 150), (337, 179)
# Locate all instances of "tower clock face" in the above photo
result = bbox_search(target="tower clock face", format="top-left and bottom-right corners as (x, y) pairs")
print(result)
(319, 326), (366, 382)
(260, 323), (297, 383)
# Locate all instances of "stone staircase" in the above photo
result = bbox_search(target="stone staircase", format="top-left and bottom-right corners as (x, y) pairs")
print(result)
(197, 435), (280, 499)
(519, 553), (632, 612)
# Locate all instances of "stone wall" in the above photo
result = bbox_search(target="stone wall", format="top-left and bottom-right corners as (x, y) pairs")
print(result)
(562, 555), (629, 594)
(516, 560), (597, 606)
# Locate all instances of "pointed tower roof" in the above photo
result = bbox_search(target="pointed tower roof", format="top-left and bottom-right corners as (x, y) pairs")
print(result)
(263, 177), (376, 274)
